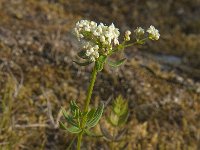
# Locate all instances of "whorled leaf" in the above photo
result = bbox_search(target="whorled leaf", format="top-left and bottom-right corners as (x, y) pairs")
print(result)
(77, 50), (89, 59)
(86, 108), (96, 121)
(70, 100), (79, 110)
(86, 102), (104, 128)
(66, 126), (82, 134)
(59, 121), (82, 134)
(73, 60), (92, 66)
(108, 58), (126, 67)
(61, 107), (78, 127)
(70, 101), (82, 119)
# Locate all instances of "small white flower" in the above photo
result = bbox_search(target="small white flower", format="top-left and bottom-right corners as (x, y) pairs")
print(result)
(93, 51), (99, 58)
(125, 30), (131, 36)
(90, 56), (96, 62)
(124, 30), (131, 41)
(134, 27), (144, 36)
(90, 21), (97, 27)
(114, 38), (119, 45)
(100, 36), (106, 43)
(93, 31), (99, 36)
(83, 42), (99, 61)
(85, 26), (90, 32)
(93, 45), (99, 50)
(86, 50), (91, 56)
(147, 25), (160, 40)
(107, 37), (112, 45)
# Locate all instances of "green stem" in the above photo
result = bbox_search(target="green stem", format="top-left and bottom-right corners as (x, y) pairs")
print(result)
(84, 66), (98, 112)
(77, 132), (83, 150)
(76, 65), (98, 150)
(124, 37), (149, 47)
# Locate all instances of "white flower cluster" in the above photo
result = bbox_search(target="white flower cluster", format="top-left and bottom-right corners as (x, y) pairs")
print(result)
(147, 25), (160, 40)
(96, 23), (120, 45)
(134, 27), (145, 36)
(74, 20), (97, 39)
(84, 42), (99, 62)
(74, 20), (120, 61)
(74, 20), (160, 62)
(75, 20), (120, 45)
(134, 26), (160, 41)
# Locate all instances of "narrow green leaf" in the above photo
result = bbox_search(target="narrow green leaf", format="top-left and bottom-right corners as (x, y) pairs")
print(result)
(87, 108), (96, 121)
(70, 101), (82, 119)
(73, 60), (92, 66)
(86, 103), (104, 128)
(70, 100), (78, 109)
(70, 100), (78, 113)
(74, 109), (78, 118)
(59, 121), (68, 130)
(62, 108), (78, 127)
(108, 58), (126, 67)
(77, 50), (88, 59)
(66, 126), (82, 134)
(74, 109), (82, 119)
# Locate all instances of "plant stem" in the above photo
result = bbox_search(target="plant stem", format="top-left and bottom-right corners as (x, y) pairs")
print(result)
(76, 65), (98, 150)
(124, 37), (149, 47)
(84, 65), (98, 112)
(77, 132), (83, 150)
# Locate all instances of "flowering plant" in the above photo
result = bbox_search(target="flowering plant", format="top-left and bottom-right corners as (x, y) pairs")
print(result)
(59, 20), (160, 150)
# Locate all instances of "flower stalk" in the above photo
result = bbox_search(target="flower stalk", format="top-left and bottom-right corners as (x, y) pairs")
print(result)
(84, 65), (98, 113)
(77, 64), (98, 150)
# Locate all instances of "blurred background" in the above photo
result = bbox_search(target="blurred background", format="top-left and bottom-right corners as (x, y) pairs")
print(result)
(0, 0), (200, 149)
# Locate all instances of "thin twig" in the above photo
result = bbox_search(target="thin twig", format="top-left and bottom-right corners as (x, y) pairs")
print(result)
(42, 88), (62, 129)
(14, 124), (49, 128)
(0, 142), (10, 146)
(66, 136), (76, 150)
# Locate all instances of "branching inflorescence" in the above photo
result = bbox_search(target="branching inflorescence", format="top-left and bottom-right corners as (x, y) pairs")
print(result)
(60, 20), (160, 150)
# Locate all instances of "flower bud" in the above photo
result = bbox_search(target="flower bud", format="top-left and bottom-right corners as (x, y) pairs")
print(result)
(147, 25), (160, 40)
(134, 27), (145, 40)
(124, 30), (131, 41)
